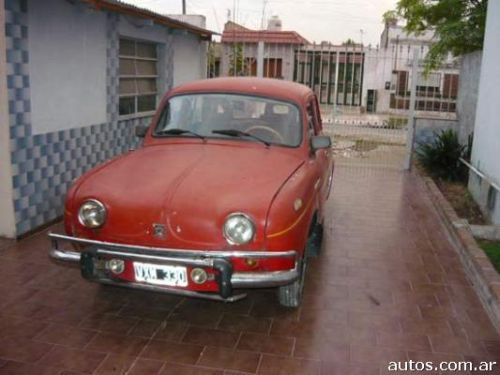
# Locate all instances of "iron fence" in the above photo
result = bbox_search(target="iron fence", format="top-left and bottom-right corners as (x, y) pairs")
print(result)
(208, 42), (460, 169)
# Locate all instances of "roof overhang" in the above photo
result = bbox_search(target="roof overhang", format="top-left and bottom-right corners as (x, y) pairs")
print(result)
(82, 0), (218, 41)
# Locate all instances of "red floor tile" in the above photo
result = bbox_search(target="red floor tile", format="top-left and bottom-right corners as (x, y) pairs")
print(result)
(0, 337), (53, 363)
(0, 360), (63, 375)
(217, 313), (272, 334)
(86, 332), (149, 357)
(33, 324), (97, 349)
(160, 362), (224, 374)
(237, 332), (295, 356)
(197, 347), (261, 373)
(140, 340), (204, 364)
(1, 167), (498, 374)
(38, 345), (107, 373)
(182, 327), (239, 348)
(258, 354), (320, 375)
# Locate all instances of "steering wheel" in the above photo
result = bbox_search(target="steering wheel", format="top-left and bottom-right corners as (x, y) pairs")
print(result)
(245, 125), (285, 144)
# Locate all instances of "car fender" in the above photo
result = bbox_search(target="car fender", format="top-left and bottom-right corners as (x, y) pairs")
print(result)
(265, 162), (319, 254)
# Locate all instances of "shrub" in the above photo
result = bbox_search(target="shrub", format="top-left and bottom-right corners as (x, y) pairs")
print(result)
(385, 117), (408, 129)
(417, 129), (467, 181)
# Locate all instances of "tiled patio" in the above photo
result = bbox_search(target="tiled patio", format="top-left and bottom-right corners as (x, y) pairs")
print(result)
(0, 167), (498, 374)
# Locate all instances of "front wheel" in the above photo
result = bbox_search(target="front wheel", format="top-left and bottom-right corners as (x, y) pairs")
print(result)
(278, 258), (307, 308)
(305, 222), (324, 258)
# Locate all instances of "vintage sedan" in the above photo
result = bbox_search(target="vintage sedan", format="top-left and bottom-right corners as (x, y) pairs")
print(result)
(49, 77), (334, 307)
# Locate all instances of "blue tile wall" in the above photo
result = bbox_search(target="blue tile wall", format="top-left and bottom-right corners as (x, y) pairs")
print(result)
(106, 12), (120, 126)
(4, 0), (159, 236)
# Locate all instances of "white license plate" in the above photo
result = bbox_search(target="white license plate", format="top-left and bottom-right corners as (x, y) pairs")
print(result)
(133, 262), (188, 287)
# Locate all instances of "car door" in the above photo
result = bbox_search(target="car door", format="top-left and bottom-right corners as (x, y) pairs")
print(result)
(307, 96), (332, 206)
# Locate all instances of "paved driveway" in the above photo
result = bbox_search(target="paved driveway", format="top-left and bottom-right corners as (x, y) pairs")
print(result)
(0, 167), (498, 374)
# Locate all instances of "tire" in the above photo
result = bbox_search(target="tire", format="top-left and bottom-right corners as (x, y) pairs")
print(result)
(278, 257), (307, 308)
(305, 222), (324, 258)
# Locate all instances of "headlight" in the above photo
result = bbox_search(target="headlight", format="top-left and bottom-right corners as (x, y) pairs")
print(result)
(223, 213), (255, 245)
(78, 199), (107, 228)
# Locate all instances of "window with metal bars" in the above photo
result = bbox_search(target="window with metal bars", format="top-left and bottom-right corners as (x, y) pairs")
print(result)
(118, 38), (158, 116)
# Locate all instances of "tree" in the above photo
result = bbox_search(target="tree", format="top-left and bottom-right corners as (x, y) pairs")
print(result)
(228, 43), (245, 76)
(396, 0), (488, 70)
(342, 38), (356, 46)
(382, 10), (399, 25)
(207, 44), (219, 78)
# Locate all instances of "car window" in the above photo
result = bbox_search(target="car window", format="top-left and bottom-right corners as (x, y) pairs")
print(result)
(306, 102), (317, 137)
(313, 96), (323, 132)
(154, 94), (302, 147)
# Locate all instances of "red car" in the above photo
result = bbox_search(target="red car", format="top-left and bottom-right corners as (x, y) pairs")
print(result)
(49, 77), (334, 307)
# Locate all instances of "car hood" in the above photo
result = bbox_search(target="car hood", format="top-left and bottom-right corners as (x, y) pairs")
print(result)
(72, 142), (303, 249)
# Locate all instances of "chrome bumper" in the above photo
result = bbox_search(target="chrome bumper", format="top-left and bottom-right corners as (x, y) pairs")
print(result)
(49, 232), (299, 301)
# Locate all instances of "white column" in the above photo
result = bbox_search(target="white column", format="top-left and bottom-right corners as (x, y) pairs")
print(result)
(404, 48), (420, 171)
(332, 50), (340, 115)
(257, 41), (264, 78)
(0, 0), (17, 238)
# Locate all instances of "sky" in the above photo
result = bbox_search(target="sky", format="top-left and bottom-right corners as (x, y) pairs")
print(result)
(124, 0), (399, 47)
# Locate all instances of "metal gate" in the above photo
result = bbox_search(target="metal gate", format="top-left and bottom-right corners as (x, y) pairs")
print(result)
(322, 109), (408, 170)
(208, 39), (459, 171)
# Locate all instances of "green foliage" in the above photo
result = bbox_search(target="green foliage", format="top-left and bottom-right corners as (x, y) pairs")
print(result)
(417, 129), (467, 181)
(395, 0), (488, 70)
(228, 43), (245, 76)
(342, 38), (356, 46)
(479, 240), (500, 273)
(207, 44), (218, 77)
(382, 10), (399, 24)
(385, 117), (408, 129)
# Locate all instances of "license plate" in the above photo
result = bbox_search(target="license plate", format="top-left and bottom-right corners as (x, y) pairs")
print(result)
(133, 262), (188, 287)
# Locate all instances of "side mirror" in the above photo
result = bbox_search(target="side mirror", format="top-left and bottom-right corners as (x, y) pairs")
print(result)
(311, 135), (331, 151)
(135, 125), (148, 138)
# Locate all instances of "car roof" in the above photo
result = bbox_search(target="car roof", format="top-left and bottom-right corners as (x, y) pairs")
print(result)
(167, 77), (314, 104)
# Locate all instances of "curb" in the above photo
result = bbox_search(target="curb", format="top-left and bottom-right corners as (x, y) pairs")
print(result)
(420, 174), (500, 332)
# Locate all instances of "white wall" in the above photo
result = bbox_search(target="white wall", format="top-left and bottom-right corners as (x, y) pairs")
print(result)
(362, 48), (393, 112)
(167, 14), (206, 29)
(470, 0), (500, 223)
(28, 0), (107, 134)
(118, 15), (168, 44)
(456, 51), (482, 144)
(0, 0), (17, 238)
(172, 31), (207, 87)
(471, 0), (500, 182)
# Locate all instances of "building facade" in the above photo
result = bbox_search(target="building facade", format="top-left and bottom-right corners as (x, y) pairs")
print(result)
(468, 0), (500, 225)
(218, 17), (461, 115)
(219, 20), (308, 81)
(293, 43), (364, 106)
(362, 20), (460, 114)
(0, 0), (213, 238)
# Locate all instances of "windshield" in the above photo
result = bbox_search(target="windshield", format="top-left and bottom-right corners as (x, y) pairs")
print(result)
(154, 93), (302, 147)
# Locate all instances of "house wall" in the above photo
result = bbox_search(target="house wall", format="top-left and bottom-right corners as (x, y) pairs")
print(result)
(469, 0), (500, 225)
(28, 0), (107, 134)
(362, 48), (393, 113)
(220, 42), (295, 80)
(118, 14), (168, 43)
(456, 51), (482, 145)
(172, 31), (207, 87)
(0, 0), (17, 237)
(3, 0), (178, 236)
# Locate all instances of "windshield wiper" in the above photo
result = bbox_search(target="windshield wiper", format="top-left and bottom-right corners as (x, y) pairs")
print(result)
(156, 128), (205, 141)
(212, 129), (270, 147)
